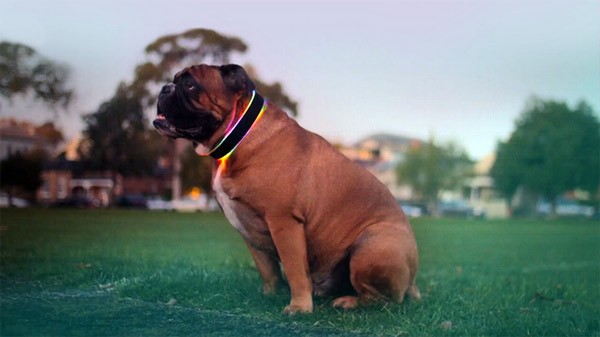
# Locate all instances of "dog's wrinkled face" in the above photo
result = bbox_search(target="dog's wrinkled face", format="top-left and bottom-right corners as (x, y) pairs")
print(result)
(154, 64), (255, 142)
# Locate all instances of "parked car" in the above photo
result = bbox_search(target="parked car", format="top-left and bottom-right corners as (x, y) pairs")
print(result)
(52, 196), (97, 208)
(536, 198), (594, 218)
(0, 193), (29, 208)
(146, 196), (174, 211)
(172, 195), (220, 212)
(115, 194), (147, 209)
(401, 204), (423, 217)
(397, 201), (423, 218)
(437, 199), (486, 219)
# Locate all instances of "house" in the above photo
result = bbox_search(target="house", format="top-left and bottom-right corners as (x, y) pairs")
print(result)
(37, 159), (118, 207)
(339, 133), (423, 200)
(0, 119), (57, 160)
(467, 153), (509, 218)
(38, 136), (172, 207)
(354, 133), (422, 163)
(38, 157), (173, 207)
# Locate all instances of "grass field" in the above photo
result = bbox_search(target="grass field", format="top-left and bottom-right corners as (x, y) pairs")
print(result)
(1, 208), (599, 336)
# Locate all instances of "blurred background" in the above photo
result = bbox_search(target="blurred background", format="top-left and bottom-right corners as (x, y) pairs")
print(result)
(1, 0), (598, 218)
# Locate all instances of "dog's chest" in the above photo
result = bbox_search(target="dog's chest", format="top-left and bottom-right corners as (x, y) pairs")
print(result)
(212, 164), (273, 244)
(213, 167), (247, 236)
(211, 166), (280, 257)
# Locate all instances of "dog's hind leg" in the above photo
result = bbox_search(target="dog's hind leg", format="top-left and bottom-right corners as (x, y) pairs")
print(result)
(332, 223), (419, 309)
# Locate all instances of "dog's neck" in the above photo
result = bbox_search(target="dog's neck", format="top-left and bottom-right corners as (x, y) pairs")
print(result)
(194, 90), (267, 160)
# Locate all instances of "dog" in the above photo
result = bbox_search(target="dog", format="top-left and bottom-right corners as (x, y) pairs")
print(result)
(154, 64), (420, 314)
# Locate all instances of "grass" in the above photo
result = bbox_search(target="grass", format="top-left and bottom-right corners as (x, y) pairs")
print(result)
(1, 208), (599, 336)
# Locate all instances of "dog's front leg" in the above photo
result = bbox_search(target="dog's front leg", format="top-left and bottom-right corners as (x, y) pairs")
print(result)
(267, 216), (313, 314)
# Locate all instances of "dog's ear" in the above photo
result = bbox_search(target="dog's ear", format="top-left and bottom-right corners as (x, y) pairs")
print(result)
(220, 64), (256, 94)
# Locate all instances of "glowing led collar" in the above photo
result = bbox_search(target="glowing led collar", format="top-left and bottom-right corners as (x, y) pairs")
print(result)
(209, 90), (267, 160)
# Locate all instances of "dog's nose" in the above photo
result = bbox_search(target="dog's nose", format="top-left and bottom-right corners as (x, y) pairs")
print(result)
(160, 83), (176, 96)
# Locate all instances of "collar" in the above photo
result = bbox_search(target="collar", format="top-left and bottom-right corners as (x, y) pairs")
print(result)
(209, 90), (267, 160)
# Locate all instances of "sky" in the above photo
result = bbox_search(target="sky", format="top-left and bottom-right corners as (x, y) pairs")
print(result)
(1, 0), (598, 160)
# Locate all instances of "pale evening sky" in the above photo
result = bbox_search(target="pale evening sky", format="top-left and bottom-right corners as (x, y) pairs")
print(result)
(0, 0), (598, 160)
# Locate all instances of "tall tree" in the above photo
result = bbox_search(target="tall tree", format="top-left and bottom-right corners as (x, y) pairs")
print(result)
(78, 83), (166, 176)
(489, 141), (521, 215)
(0, 41), (72, 110)
(243, 64), (298, 116)
(396, 137), (472, 212)
(490, 97), (600, 216)
(130, 28), (247, 107)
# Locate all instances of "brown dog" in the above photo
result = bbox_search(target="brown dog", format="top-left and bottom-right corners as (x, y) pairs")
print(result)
(154, 64), (420, 314)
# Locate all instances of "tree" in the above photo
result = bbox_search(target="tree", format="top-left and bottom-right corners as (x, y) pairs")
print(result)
(0, 41), (72, 110)
(78, 83), (166, 176)
(180, 146), (213, 195)
(490, 97), (600, 216)
(396, 136), (472, 212)
(243, 64), (298, 116)
(489, 141), (521, 215)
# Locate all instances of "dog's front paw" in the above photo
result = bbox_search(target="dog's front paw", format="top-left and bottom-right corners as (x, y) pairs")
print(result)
(332, 296), (359, 309)
(283, 303), (313, 315)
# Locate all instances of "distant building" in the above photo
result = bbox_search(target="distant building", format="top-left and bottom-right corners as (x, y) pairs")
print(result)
(469, 153), (496, 202)
(354, 133), (423, 163)
(0, 119), (57, 160)
(37, 156), (172, 207)
(339, 133), (423, 200)
(37, 160), (118, 207)
(467, 153), (509, 218)
(340, 133), (511, 217)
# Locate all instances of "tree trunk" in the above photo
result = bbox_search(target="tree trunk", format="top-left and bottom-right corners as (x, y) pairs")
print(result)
(428, 199), (438, 217)
(171, 139), (183, 200)
(8, 187), (14, 208)
(505, 199), (513, 218)
(550, 197), (558, 218)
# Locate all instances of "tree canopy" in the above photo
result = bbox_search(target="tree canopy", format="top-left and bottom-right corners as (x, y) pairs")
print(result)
(78, 83), (166, 176)
(490, 97), (600, 214)
(130, 28), (248, 108)
(396, 137), (472, 209)
(0, 41), (73, 110)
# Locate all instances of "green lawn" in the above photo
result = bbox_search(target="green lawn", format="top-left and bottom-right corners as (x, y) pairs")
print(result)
(1, 208), (598, 336)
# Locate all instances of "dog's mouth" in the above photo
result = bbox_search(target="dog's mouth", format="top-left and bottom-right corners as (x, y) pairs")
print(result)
(153, 114), (183, 139)
(153, 113), (218, 141)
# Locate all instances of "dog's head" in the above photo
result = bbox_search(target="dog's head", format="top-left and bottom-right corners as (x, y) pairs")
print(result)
(153, 64), (255, 142)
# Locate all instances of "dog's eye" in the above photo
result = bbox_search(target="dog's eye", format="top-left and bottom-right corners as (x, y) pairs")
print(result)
(184, 80), (195, 91)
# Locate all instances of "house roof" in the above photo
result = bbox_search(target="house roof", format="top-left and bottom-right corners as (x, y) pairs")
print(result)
(354, 133), (423, 157)
(0, 127), (46, 143)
